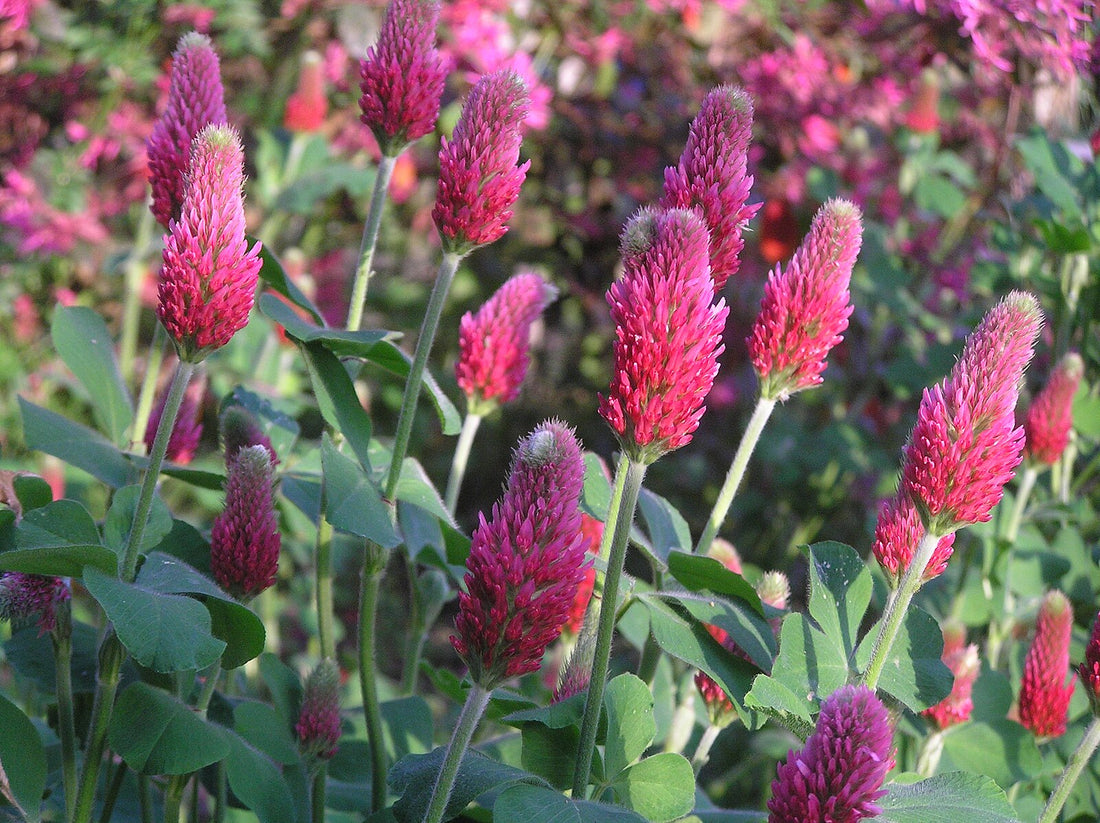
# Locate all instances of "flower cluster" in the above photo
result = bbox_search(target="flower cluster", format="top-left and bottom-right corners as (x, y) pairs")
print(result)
(1078, 611), (1100, 715)
(144, 377), (204, 464)
(871, 492), (956, 587)
(0, 572), (70, 635)
(922, 622), (979, 730)
(296, 659), (342, 764)
(1024, 351), (1083, 467)
(210, 445), (281, 600)
(1018, 589), (1075, 738)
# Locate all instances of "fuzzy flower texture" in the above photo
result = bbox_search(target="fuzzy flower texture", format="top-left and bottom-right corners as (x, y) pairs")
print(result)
(768, 685), (894, 823)
(296, 659), (342, 763)
(433, 69), (530, 255)
(0, 572), (69, 635)
(451, 421), (588, 689)
(599, 207), (728, 464)
(359, 0), (447, 156)
(210, 445), (280, 600)
(157, 125), (262, 362)
(1078, 611), (1100, 715)
(871, 492), (956, 588)
(1018, 590), (1075, 738)
(456, 270), (556, 416)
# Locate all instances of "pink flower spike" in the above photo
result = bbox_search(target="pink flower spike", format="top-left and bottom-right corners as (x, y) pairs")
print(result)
(899, 292), (1043, 535)
(748, 198), (862, 402)
(661, 85), (758, 290)
(871, 492), (955, 587)
(451, 421), (588, 689)
(147, 32), (228, 229)
(599, 207), (728, 464)
(0, 573), (70, 635)
(210, 445), (280, 600)
(359, 0), (447, 156)
(455, 270), (557, 415)
(1077, 611), (1100, 714)
(1025, 351), (1084, 466)
(296, 659), (342, 763)
(1019, 590), (1075, 738)
(157, 125), (262, 363)
(768, 685), (895, 823)
(922, 622), (980, 730)
(433, 69), (531, 255)
(284, 50), (328, 133)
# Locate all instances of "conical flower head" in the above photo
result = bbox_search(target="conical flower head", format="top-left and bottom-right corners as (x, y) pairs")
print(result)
(748, 198), (862, 402)
(922, 622), (979, 730)
(1024, 351), (1083, 466)
(768, 685), (894, 823)
(599, 207), (728, 464)
(757, 570), (790, 636)
(899, 292), (1042, 535)
(451, 421), (588, 689)
(147, 32), (228, 228)
(210, 445), (280, 600)
(433, 69), (531, 255)
(1077, 610), (1100, 714)
(456, 270), (557, 415)
(1018, 589), (1074, 738)
(157, 125), (263, 363)
(220, 405), (277, 466)
(358, 0), (447, 155)
(871, 491), (956, 587)
(0, 573), (69, 635)
(295, 659), (341, 763)
(661, 85), (758, 290)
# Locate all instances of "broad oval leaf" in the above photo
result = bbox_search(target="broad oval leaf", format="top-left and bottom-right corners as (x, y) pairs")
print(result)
(876, 772), (1020, 823)
(223, 726), (297, 823)
(494, 784), (648, 823)
(856, 605), (951, 712)
(666, 551), (763, 615)
(0, 692), (47, 823)
(603, 674), (656, 778)
(611, 752), (695, 822)
(806, 541), (872, 661)
(322, 437), (399, 549)
(19, 398), (136, 488)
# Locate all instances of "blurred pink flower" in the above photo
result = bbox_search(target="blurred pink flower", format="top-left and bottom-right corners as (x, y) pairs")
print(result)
(1024, 351), (1083, 467)
(922, 623), (979, 730)
(563, 513), (603, 636)
(0, 169), (108, 255)
(210, 445), (280, 600)
(163, 4), (217, 32)
(0, 573), (69, 635)
(145, 376), (204, 464)
(284, 51), (328, 133)
(1018, 590), (1074, 738)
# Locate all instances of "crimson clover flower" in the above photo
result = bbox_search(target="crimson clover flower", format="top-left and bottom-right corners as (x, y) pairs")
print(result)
(563, 512), (604, 636)
(922, 622), (980, 730)
(455, 270), (557, 415)
(599, 207), (728, 464)
(358, 0), (447, 156)
(871, 491), (956, 587)
(1024, 350), (1083, 467)
(748, 198), (862, 402)
(1078, 610), (1100, 715)
(285, 51), (328, 134)
(451, 421), (588, 689)
(147, 32), (227, 229)
(0, 572), (70, 635)
(661, 85), (758, 290)
(157, 125), (262, 363)
(768, 685), (894, 823)
(210, 445), (280, 600)
(296, 659), (342, 764)
(1019, 589), (1075, 738)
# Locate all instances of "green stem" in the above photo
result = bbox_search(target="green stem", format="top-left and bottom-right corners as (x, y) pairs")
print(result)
(422, 683), (491, 823)
(122, 359), (195, 582)
(346, 154), (397, 332)
(139, 776), (152, 823)
(73, 632), (126, 823)
(861, 531), (942, 690)
(315, 497), (336, 660)
(97, 758), (127, 823)
(1040, 716), (1100, 823)
(120, 205), (156, 382)
(358, 542), (389, 813)
(636, 564), (664, 685)
(130, 324), (167, 453)
(572, 458), (647, 797)
(310, 766), (327, 823)
(399, 551), (424, 696)
(384, 251), (464, 501)
(915, 728), (945, 777)
(1003, 465), (1037, 545)
(53, 600), (77, 823)
(695, 396), (777, 554)
(163, 775), (187, 823)
(691, 724), (722, 774)
(444, 413), (483, 516)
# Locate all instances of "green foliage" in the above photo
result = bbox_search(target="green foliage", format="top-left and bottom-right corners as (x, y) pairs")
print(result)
(0, 693), (47, 823)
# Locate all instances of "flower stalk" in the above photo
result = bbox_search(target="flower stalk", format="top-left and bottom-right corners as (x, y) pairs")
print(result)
(444, 412), (482, 515)
(346, 153), (396, 332)
(1039, 716), (1100, 823)
(358, 541), (389, 813)
(422, 683), (491, 823)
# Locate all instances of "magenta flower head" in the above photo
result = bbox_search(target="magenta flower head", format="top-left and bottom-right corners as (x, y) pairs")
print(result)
(451, 420), (588, 689)
(147, 32), (228, 229)
(220, 405), (277, 466)
(660, 85), (758, 290)
(0, 573), (70, 635)
(599, 207), (728, 464)
(871, 492), (956, 587)
(210, 445), (280, 600)
(1018, 589), (1075, 738)
(899, 292), (1043, 536)
(748, 198), (862, 402)
(768, 685), (894, 823)
(1077, 611), (1100, 715)
(456, 270), (557, 415)
(922, 622), (980, 730)
(296, 659), (341, 764)
(432, 69), (531, 256)
(157, 125), (262, 363)
(358, 0), (447, 156)
(1024, 351), (1083, 467)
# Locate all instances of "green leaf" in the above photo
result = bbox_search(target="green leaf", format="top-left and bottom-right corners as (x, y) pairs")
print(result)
(51, 305), (133, 444)
(83, 565), (226, 673)
(741, 674), (815, 740)
(856, 606), (951, 712)
(494, 784), (648, 823)
(504, 692), (587, 730)
(300, 341), (375, 473)
(19, 398), (136, 487)
(939, 720), (1042, 788)
(4, 621), (99, 695)
(259, 292), (394, 358)
(1, 499), (118, 577)
(610, 752), (694, 822)
(327, 740), (373, 814)
(394, 458), (456, 529)
(259, 653), (303, 728)
(806, 541), (872, 661)
(0, 545), (118, 578)
(222, 725), (297, 823)
(0, 692), (47, 823)
(103, 485), (173, 557)
(656, 592), (775, 671)
(322, 437), (399, 549)
(876, 772), (1020, 823)
(666, 552), (763, 615)
(135, 552), (265, 670)
(603, 674), (656, 778)
(108, 682), (229, 775)
(519, 722), (579, 790)
(580, 452), (612, 521)
(382, 696), (435, 763)
(635, 489), (690, 563)
(1016, 134), (1082, 218)
(12, 475), (53, 513)
(255, 244), (325, 324)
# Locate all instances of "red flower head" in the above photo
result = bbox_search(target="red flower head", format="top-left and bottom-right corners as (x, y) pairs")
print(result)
(748, 198), (862, 402)
(147, 32), (228, 229)
(0, 573), (70, 635)
(1024, 351), (1083, 466)
(358, 0), (447, 156)
(899, 292), (1043, 536)
(145, 375), (204, 464)
(296, 659), (341, 763)
(284, 50), (328, 133)
(871, 492), (956, 587)
(768, 685), (895, 823)
(599, 207), (728, 464)
(660, 85), (758, 290)
(451, 421), (588, 689)
(157, 125), (262, 363)
(563, 513), (604, 635)
(1019, 589), (1075, 738)
(220, 405), (277, 466)
(433, 69), (531, 255)
(1078, 610), (1100, 714)
(922, 622), (980, 730)
(210, 445), (280, 600)
(455, 270), (557, 415)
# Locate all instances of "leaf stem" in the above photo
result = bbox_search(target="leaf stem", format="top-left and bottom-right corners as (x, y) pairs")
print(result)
(53, 599), (77, 823)
(1039, 715), (1100, 823)
(422, 683), (491, 823)
(310, 766), (327, 823)
(399, 551), (425, 696)
(346, 154), (397, 332)
(73, 631), (126, 823)
(120, 205), (156, 382)
(162, 774), (187, 823)
(444, 412), (482, 516)
(358, 541), (389, 813)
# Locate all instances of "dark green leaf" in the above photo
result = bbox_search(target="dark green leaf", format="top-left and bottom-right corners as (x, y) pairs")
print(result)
(603, 674), (655, 778)
(504, 692), (587, 730)
(519, 722), (579, 790)
(13, 475), (53, 513)
(656, 592), (775, 671)
(255, 244), (325, 324)
(494, 784), (648, 823)
(153, 519), (213, 574)
(856, 606), (951, 712)
(610, 752), (694, 822)
(1016, 134), (1082, 218)
(666, 552), (763, 615)
(19, 398), (136, 487)
(0, 545), (118, 578)
(940, 720), (1042, 788)
(394, 459), (455, 528)
(300, 342), (375, 472)
(877, 772), (1020, 823)
(223, 725), (297, 823)
(806, 541), (872, 661)
(104, 485), (173, 557)
(322, 437), (399, 549)
(259, 293), (394, 358)
(580, 452), (612, 522)
(234, 701), (301, 765)
(259, 653), (303, 728)
(0, 692), (47, 822)
(327, 740), (373, 814)
(3, 621), (99, 694)
(636, 489), (690, 563)
(398, 502), (445, 562)
(741, 674), (815, 740)
(382, 696), (434, 763)
(16, 499), (100, 547)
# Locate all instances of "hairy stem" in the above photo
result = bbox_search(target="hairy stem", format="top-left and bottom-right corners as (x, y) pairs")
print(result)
(346, 154), (397, 332)
(423, 683), (491, 823)
(358, 542), (389, 813)
(1039, 716), (1100, 823)
(444, 412), (482, 516)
